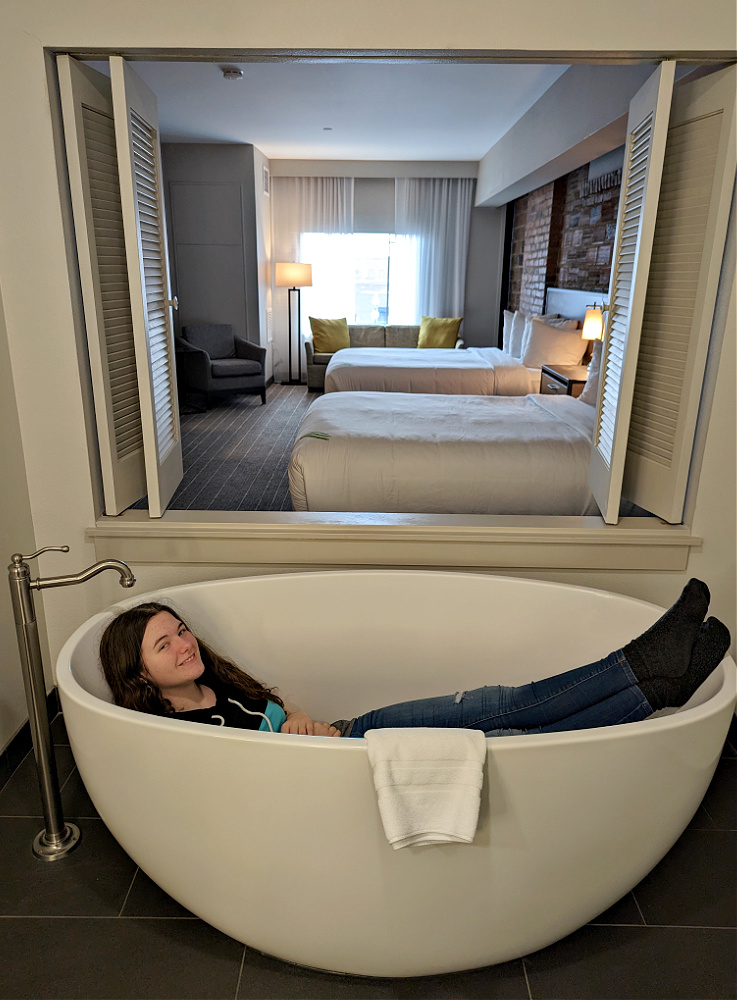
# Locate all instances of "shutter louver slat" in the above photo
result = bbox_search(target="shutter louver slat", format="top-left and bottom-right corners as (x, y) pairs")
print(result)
(81, 104), (144, 462)
(594, 110), (654, 467)
(129, 107), (178, 462)
(625, 112), (721, 471)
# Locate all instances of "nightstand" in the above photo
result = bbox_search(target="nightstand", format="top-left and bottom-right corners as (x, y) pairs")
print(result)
(540, 364), (589, 398)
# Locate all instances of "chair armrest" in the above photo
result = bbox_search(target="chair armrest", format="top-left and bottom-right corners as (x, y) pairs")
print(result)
(176, 336), (211, 360)
(304, 339), (315, 364)
(234, 336), (266, 365)
(175, 337), (211, 388)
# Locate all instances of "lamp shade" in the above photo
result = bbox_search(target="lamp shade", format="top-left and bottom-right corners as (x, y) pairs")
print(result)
(581, 308), (604, 340)
(275, 262), (312, 288)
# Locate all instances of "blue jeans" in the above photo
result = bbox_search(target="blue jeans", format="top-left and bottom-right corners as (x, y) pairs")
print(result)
(348, 650), (653, 738)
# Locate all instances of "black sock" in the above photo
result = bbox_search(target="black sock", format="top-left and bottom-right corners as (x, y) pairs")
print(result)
(623, 579), (709, 685)
(640, 617), (731, 710)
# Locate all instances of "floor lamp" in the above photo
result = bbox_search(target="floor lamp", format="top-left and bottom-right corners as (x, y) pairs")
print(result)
(275, 262), (312, 385)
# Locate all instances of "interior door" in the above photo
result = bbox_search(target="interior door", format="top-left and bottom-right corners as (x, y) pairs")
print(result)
(110, 55), (183, 517)
(57, 55), (147, 515)
(621, 65), (737, 522)
(589, 61), (676, 524)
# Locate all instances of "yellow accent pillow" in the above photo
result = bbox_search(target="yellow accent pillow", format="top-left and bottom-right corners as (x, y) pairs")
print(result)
(417, 316), (463, 349)
(309, 317), (350, 353)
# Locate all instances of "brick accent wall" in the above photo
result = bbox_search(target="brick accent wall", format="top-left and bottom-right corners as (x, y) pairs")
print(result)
(511, 182), (555, 316)
(507, 163), (622, 311)
(507, 196), (528, 311)
(557, 165), (621, 292)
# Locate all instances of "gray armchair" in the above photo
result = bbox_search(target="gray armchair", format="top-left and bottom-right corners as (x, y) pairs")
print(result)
(177, 324), (267, 407)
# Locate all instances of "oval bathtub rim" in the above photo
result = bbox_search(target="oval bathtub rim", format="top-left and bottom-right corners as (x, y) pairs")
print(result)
(56, 639), (736, 757)
(55, 570), (737, 753)
(59, 568), (691, 653)
(86, 567), (684, 617)
(56, 567), (673, 669)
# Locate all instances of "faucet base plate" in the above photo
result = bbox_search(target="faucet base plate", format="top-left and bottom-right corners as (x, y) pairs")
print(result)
(32, 822), (81, 861)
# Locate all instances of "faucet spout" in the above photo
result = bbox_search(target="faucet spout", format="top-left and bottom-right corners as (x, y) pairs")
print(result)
(30, 559), (136, 591)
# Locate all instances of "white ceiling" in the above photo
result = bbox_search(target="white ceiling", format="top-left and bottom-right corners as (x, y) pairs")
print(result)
(88, 61), (569, 161)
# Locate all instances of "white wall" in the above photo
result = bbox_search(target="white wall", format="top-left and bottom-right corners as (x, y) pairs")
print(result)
(475, 63), (704, 206)
(686, 282), (736, 626)
(476, 64), (655, 206)
(12, 0), (727, 57)
(0, 1), (735, 746)
(0, 285), (41, 750)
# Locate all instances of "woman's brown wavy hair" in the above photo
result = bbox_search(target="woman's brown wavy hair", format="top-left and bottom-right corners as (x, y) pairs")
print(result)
(99, 602), (284, 716)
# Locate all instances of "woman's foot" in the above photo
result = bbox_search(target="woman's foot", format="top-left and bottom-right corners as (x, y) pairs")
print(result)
(639, 617), (731, 709)
(623, 579), (710, 685)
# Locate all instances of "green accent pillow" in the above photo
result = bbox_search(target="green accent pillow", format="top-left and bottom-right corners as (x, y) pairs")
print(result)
(309, 317), (350, 353)
(417, 316), (463, 349)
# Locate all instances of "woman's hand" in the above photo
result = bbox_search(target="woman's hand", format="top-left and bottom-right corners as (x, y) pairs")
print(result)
(281, 710), (315, 734)
(313, 721), (341, 737)
(281, 711), (340, 737)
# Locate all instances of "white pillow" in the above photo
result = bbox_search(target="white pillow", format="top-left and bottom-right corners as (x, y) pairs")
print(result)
(502, 310), (515, 353)
(520, 316), (585, 368)
(508, 310), (528, 359)
(579, 339), (603, 406)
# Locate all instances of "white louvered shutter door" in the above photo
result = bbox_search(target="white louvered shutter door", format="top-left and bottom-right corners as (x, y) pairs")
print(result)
(110, 56), (182, 518)
(622, 65), (737, 522)
(57, 56), (146, 514)
(589, 61), (676, 524)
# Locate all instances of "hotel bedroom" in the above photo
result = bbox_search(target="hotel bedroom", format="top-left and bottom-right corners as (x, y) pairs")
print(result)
(62, 56), (731, 525)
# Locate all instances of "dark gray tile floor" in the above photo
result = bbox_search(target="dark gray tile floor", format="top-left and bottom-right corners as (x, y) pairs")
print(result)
(1, 714), (735, 1000)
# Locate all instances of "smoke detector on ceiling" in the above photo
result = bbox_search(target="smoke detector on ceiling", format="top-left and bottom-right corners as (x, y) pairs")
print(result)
(220, 67), (244, 81)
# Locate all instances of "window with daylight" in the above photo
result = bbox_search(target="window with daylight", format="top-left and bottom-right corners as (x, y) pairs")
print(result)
(299, 231), (419, 326)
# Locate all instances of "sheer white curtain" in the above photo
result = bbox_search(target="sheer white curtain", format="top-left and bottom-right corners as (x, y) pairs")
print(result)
(271, 177), (354, 381)
(391, 177), (475, 323)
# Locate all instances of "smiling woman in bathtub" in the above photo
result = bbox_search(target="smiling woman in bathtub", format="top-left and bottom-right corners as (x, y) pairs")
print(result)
(99, 580), (730, 739)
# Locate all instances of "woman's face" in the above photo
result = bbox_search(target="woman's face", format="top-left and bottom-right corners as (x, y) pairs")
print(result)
(140, 611), (205, 697)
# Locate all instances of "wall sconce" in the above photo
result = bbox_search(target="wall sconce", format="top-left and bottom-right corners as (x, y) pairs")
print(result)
(580, 302), (608, 363)
(582, 306), (606, 341)
(275, 262), (313, 385)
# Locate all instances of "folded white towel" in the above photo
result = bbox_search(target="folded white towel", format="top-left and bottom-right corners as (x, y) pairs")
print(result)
(364, 728), (487, 850)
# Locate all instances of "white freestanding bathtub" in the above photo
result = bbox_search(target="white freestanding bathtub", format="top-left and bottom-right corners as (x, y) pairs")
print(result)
(56, 571), (736, 977)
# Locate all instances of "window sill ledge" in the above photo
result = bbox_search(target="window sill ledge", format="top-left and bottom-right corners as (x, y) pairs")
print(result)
(87, 511), (700, 571)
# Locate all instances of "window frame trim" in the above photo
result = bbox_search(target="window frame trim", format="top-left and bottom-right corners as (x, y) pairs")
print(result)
(87, 509), (700, 570)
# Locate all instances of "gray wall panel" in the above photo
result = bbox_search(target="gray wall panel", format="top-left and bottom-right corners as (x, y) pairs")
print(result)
(175, 244), (248, 338)
(463, 205), (506, 347)
(170, 182), (243, 246)
(162, 144), (263, 348)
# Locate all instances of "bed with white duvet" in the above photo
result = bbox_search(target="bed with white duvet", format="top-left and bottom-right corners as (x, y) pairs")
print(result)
(288, 392), (599, 514)
(323, 346), (540, 396)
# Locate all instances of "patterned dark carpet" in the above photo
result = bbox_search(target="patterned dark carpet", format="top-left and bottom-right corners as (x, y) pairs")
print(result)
(132, 384), (314, 512)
